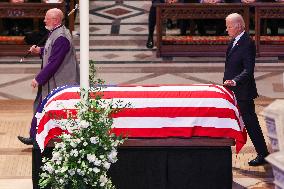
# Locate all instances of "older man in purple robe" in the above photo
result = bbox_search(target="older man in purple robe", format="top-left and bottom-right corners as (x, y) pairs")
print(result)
(18, 8), (80, 145)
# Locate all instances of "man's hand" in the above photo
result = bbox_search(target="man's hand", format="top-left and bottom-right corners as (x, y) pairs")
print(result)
(10, 0), (24, 3)
(31, 78), (39, 88)
(202, 0), (222, 3)
(166, 0), (178, 3)
(241, 0), (256, 3)
(223, 80), (236, 86)
(29, 45), (41, 55)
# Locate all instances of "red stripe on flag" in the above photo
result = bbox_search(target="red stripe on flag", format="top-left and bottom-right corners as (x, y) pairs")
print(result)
(45, 90), (235, 106)
(111, 127), (247, 153)
(42, 126), (246, 153)
(43, 127), (66, 149)
(45, 92), (80, 107)
(102, 91), (233, 101)
(37, 107), (240, 134)
(37, 109), (78, 133)
(113, 107), (238, 119)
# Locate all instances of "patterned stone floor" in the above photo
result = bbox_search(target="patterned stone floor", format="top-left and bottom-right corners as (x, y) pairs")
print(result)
(0, 0), (284, 188)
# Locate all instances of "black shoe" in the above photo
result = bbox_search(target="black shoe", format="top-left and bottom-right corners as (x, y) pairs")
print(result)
(146, 36), (154, 49)
(18, 136), (34, 145)
(248, 155), (268, 166)
(166, 19), (174, 29)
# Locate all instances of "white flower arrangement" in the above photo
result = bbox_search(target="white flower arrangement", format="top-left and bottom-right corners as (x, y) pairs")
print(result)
(39, 83), (130, 189)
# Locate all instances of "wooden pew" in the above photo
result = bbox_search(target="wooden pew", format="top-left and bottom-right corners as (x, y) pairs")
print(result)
(254, 3), (284, 56)
(0, 2), (69, 56)
(155, 3), (250, 57)
(155, 3), (284, 57)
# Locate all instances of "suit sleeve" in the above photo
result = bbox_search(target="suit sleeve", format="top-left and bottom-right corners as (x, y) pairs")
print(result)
(232, 40), (256, 85)
(35, 36), (70, 85)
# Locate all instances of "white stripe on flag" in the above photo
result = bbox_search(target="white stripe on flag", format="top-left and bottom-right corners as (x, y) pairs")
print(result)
(36, 120), (65, 152)
(112, 117), (241, 131)
(45, 98), (236, 110)
(103, 85), (226, 93)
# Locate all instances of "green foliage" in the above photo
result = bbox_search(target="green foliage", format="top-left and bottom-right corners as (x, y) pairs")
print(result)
(39, 61), (130, 189)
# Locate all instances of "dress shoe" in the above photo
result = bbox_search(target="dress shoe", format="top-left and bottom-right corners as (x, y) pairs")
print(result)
(18, 136), (34, 145)
(248, 155), (268, 166)
(166, 19), (174, 29)
(146, 36), (154, 49)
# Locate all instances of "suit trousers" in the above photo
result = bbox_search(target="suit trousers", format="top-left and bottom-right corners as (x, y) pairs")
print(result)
(29, 88), (42, 139)
(148, 0), (165, 37)
(238, 100), (269, 156)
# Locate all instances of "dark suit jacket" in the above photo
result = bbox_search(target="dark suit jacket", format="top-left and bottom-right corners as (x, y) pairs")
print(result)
(223, 32), (258, 101)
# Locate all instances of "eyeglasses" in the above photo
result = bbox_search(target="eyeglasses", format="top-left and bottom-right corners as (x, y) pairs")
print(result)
(44, 17), (57, 21)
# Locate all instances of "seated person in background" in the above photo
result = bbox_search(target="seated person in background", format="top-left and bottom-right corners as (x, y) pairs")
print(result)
(0, 0), (42, 36)
(264, 0), (284, 35)
(1, 18), (34, 36)
(181, 0), (236, 36)
(42, 0), (63, 2)
(241, 0), (283, 35)
(24, 20), (48, 45)
(10, 0), (24, 2)
(267, 20), (283, 36)
(199, 0), (236, 36)
(179, 0), (204, 36)
(146, 0), (178, 48)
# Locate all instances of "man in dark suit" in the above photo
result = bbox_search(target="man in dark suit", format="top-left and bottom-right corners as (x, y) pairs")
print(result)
(146, 0), (177, 48)
(146, 0), (165, 48)
(223, 13), (269, 166)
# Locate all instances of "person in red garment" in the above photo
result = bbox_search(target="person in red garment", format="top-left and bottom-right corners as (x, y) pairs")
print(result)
(223, 13), (269, 166)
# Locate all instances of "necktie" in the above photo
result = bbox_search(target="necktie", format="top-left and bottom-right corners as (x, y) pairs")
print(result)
(230, 38), (235, 48)
(227, 38), (235, 53)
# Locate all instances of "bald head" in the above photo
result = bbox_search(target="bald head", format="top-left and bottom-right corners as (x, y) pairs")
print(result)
(225, 13), (245, 38)
(44, 8), (64, 30)
(46, 8), (64, 24)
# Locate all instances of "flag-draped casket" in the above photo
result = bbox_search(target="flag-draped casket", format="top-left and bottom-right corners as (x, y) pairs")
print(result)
(35, 84), (247, 153)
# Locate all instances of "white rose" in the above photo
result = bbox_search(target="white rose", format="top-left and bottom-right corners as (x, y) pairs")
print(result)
(43, 163), (54, 174)
(55, 142), (65, 149)
(80, 120), (90, 128)
(99, 175), (108, 186)
(93, 167), (100, 173)
(90, 137), (99, 144)
(103, 162), (111, 170)
(70, 141), (77, 148)
(87, 154), (96, 163)
(68, 169), (75, 176)
(94, 159), (101, 166)
(52, 152), (60, 161)
(70, 149), (78, 157)
(108, 150), (118, 163)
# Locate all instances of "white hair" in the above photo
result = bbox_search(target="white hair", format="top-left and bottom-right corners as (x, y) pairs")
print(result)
(226, 13), (245, 30)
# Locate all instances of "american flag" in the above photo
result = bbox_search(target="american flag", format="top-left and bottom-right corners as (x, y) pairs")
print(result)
(35, 84), (247, 153)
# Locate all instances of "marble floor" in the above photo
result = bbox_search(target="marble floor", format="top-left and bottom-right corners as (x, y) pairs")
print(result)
(0, 0), (284, 188)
